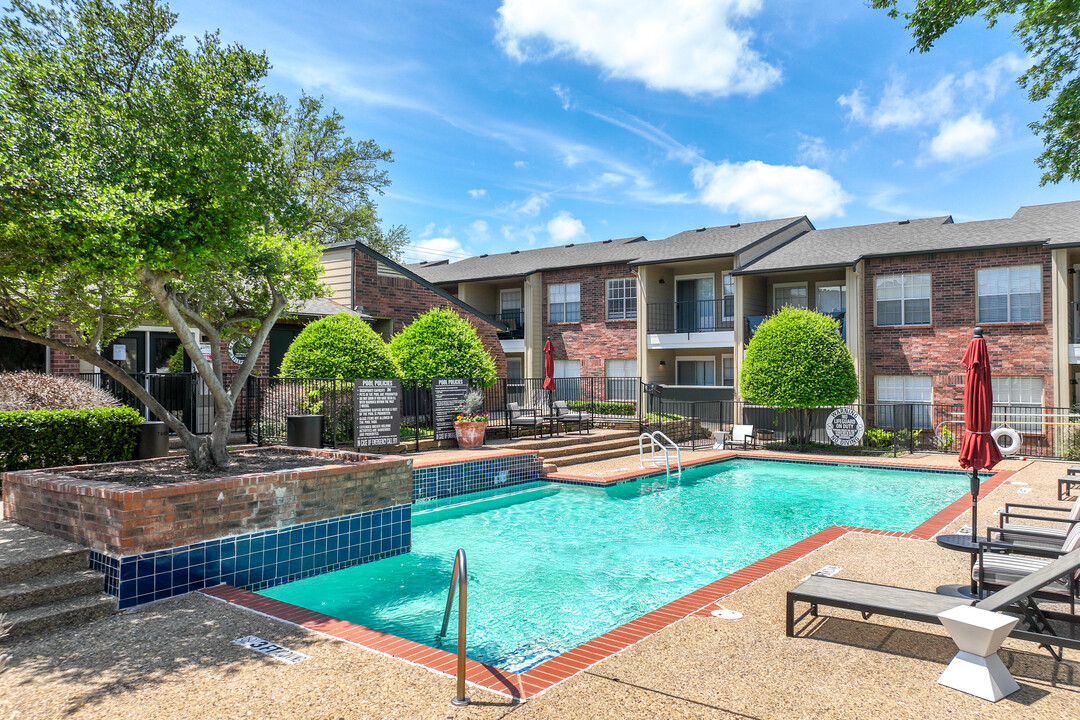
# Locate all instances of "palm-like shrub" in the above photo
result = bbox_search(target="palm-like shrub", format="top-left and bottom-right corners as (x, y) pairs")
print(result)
(389, 307), (497, 387)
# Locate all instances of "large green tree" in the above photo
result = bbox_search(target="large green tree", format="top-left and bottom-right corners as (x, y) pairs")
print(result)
(389, 308), (498, 387)
(740, 307), (858, 444)
(871, 0), (1080, 185)
(0, 0), (394, 468)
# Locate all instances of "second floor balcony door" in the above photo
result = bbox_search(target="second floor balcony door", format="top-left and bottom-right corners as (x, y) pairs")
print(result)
(676, 276), (714, 333)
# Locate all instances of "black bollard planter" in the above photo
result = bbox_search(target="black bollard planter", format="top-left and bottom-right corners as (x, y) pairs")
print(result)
(135, 421), (170, 460)
(286, 414), (324, 448)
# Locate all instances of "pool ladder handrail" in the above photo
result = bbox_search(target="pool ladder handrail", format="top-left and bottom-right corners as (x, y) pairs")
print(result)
(638, 431), (682, 476)
(437, 548), (469, 707)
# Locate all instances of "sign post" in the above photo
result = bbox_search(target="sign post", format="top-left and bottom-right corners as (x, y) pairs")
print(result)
(353, 379), (402, 448)
(433, 378), (470, 441)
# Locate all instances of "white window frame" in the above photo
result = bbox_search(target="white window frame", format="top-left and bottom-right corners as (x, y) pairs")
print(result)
(604, 359), (637, 401)
(992, 376), (1044, 433)
(553, 359), (581, 378)
(506, 356), (523, 379)
(606, 278), (637, 321)
(721, 273), (735, 322)
(719, 355), (735, 388)
(675, 355), (716, 387)
(548, 283), (581, 324)
(815, 281), (847, 314)
(499, 288), (522, 313)
(773, 282), (808, 311)
(874, 375), (933, 429)
(976, 265), (1042, 324)
(874, 273), (932, 327)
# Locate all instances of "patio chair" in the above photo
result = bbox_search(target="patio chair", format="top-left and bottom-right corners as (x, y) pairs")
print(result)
(974, 525), (1080, 611)
(552, 400), (591, 435)
(732, 424), (757, 449)
(786, 546), (1080, 662)
(507, 402), (547, 439)
(991, 497), (1080, 550)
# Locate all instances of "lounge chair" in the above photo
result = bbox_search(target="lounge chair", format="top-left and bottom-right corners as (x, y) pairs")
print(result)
(974, 525), (1080, 610)
(786, 546), (1080, 661)
(552, 400), (591, 435)
(732, 424), (757, 449)
(991, 497), (1080, 550)
(507, 402), (548, 439)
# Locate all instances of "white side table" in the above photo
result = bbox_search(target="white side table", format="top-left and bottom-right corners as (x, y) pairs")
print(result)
(936, 605), (1020, 702)
(712, 431), (728, 450)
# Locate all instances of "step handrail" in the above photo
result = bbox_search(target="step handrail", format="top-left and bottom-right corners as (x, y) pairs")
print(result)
(436, 548), (469, 707)
(638, 431), (681, 476)
(651, 430), (682, 476)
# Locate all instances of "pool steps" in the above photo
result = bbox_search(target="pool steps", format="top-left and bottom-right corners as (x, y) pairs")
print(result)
(0, 521), (116, 640)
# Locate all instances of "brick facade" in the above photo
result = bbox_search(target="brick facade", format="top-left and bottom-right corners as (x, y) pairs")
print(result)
(2, 448), (412, 555)
(863, 244), (1054, 407)
(48, 327), (82, 375)
(352, 249), (507, 376)
(542, 264), (638, 377)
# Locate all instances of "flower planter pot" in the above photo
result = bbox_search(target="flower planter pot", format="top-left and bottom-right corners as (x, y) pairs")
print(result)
(454, 420), (488, 449)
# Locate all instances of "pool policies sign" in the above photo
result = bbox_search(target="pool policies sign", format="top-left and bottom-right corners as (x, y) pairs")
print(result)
(825, 408), (865, 446)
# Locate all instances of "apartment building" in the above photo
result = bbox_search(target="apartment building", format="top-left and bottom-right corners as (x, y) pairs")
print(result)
(413, 199), (1080, 414)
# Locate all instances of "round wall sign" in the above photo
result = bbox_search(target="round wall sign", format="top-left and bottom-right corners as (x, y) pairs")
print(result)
(228, 336), (252, 365)
(825, 408), (865, 446)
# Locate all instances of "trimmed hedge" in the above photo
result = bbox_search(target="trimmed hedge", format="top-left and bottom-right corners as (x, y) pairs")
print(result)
(279, 313), (399, 379)
(389, 307), (497, 387)
(0, 406), (144, 472)
(566, 400), (636, 416)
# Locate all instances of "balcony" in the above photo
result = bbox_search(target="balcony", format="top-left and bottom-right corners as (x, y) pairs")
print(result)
(745, 311), (846, 344)
(646, 299), (735, 349)
(1070, 302), (1080, 364)
(496, 309), (524, 340)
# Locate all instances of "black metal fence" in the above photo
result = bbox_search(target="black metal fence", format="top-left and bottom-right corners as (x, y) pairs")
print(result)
(643, 397), (1080, 460)
(78, 372), (248, 435)
(646, 299), (734, 334)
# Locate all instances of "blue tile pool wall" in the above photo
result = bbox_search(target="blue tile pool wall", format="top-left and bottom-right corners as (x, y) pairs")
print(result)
(412, 453), (543, 502)
(91, 504), (411, 609)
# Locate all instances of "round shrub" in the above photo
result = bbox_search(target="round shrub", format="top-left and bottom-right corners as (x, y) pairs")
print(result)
(389, 307), (498, 387)
(740, 307), (858, 410)
(0, 371), (120, 411)
(279, 313), (399, 379)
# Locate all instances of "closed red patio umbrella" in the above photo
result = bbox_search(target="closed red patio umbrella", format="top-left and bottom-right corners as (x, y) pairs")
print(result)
(958, 326), (1002, 542)
(542, 338), (556, 411)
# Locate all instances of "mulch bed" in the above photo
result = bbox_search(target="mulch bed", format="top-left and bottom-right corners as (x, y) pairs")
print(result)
(58, 451), (351, 487)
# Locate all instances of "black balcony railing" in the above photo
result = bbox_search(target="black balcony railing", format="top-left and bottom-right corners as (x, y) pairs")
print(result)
(646, 299), (734, 334)
(496, 309), (524, 339)
(745, 311), (845, 343)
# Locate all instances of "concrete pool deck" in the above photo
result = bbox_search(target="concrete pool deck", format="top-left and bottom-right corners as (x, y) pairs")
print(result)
(2, 455), (1078, 718)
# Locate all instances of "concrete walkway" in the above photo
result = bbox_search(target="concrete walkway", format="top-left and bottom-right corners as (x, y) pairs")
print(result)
(2, 457), (1078, 719)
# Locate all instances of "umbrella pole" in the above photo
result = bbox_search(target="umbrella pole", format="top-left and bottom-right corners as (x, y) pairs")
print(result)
(970, 467), (979, 543)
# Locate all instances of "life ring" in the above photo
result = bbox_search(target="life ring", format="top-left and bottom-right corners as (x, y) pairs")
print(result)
(991, 427), (1022, 455)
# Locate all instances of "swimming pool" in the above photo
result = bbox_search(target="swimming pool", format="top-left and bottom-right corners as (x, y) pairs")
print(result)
(259, 458), (976, 672)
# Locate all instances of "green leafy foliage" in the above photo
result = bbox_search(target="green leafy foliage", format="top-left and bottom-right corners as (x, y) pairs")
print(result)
(739, 307), (859, 410)
(871, 0), (1080, 184)
(389, 308), (498, 387)
(0, 406), (143, 471)
(567, 400), (636, 416)
(279, 313), (398, 379)
(865, 428), (895, 448)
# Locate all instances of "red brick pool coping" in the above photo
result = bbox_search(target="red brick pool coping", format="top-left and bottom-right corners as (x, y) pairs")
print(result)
(200, 462), (1015, 701)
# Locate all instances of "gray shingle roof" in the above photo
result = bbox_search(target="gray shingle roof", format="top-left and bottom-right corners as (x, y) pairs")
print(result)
(628, 217), (806, 265)
(408, 236), (647, 284)
(291, 297), (360, 317)
(736, 200), (1080, 274)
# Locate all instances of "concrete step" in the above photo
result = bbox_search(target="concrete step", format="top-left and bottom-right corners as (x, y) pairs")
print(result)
(538, 436), (643, 459)
(554, 446), (649, 466)
(0, 523), (91, 584)
(1, 594), (117, 642)
(0, 570), (105, 614)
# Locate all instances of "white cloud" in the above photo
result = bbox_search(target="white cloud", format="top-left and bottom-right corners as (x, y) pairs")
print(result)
(465, 220), (490, 244)
(496, 0), (781, 97)
(514, 160), (529, 168)
(552, 84), (573, 110)
(926, 113), (998, 162)
(510, 193), (548, 217)
(501, 223), (543, 247)
(692, 160), (850, 219)
(418, 222), (437, 238)
(467, 188), (487, 199)
(796, 134), (830, 166)
(403, 236), (469, 263)
(836, 88), (868, 123)
(546, 211), (587, 243)
(869, 76), (955, 130)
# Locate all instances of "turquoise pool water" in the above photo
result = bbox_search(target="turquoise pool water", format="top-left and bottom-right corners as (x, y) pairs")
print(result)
(260, 458), (973, 672)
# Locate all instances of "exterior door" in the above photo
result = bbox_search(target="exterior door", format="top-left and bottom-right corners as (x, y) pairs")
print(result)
(675, 277), (714, 333)
(269, 325), (303, 376)
(107, 333), (145, 374)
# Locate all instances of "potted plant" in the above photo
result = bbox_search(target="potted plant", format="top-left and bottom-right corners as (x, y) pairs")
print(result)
(453, 389), (488, 449)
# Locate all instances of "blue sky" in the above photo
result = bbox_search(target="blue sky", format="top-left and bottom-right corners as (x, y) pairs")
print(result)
(171, 1), (1078, 263)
